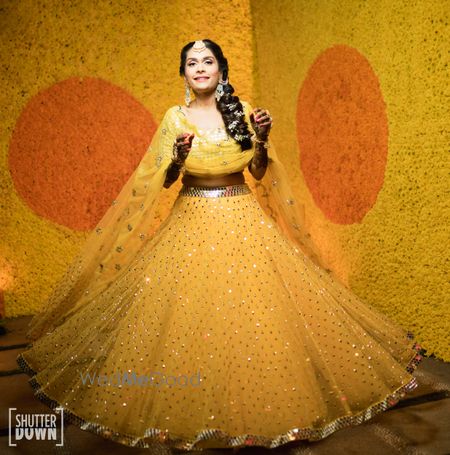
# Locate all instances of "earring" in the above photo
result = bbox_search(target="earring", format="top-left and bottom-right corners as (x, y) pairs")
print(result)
(215, 76), (228, 102)
(185, 81), (191, 107)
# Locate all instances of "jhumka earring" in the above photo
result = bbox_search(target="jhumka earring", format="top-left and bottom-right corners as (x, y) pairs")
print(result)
(215, 76), (228, 102)
(185, 80), (191, 107)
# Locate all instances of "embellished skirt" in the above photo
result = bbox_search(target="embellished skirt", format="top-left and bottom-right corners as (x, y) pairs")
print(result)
(17, 183), (424, 451)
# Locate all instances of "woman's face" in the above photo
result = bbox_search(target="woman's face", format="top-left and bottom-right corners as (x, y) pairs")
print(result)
(184, 46), (221, 97)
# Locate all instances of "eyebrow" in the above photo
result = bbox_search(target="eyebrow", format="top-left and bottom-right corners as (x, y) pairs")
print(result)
(186, 56), (215, 62)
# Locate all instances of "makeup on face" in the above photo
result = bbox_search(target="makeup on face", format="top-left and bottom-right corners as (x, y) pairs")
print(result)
(185, 49), (220, 92)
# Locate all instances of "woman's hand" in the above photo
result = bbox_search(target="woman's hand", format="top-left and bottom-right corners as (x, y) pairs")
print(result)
(173, 133), (195, 163)
(164, 133), (195, 188)
(250, 108), (273, 141)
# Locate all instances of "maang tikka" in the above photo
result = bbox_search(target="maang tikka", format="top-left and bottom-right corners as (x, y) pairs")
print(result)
(192, 40), (206, 52)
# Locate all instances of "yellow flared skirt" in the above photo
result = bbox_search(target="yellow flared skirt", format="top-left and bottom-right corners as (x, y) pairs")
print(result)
(17, 183), (424, 451)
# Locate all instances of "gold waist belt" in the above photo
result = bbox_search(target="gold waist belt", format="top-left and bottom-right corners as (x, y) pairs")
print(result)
(179, 183), (251, 198)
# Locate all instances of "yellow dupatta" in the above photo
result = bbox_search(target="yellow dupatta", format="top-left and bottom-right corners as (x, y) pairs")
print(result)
(27, 101), (330, 340)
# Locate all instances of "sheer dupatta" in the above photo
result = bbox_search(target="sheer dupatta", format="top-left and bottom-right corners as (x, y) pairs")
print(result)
(27, 109), (177, 340)
(242, 102), (331, 273)
(27, 101), (331, 341)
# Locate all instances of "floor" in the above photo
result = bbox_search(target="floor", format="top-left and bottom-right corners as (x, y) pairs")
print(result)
(0, 316), (449, 455)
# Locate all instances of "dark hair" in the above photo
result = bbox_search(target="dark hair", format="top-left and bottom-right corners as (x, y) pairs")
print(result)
(179, 39), (253, 151)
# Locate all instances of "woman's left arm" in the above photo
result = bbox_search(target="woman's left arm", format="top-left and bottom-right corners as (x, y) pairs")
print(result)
(248, 107), (273, 180)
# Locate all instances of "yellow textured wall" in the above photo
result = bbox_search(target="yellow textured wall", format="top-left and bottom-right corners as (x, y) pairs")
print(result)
(250, 0), (449, 360)
(0, 0), (254, 315)
(1, 0), (448, 362)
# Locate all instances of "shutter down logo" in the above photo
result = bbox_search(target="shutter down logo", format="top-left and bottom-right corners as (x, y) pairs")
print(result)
(8, 408), (64, 447)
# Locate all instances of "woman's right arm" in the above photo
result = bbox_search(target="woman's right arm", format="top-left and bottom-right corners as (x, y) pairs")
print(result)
(163, 158), (183, 188)
(163, 133), (195, 188)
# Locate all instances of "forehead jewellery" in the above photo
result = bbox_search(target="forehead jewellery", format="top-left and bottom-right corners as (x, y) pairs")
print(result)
(193, 40), (206, 52)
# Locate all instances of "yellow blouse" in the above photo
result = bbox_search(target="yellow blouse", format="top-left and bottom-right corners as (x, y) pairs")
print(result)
(157, 101), (255, 178)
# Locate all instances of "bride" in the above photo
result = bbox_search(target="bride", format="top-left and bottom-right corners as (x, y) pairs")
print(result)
(17, 39), (424, 451)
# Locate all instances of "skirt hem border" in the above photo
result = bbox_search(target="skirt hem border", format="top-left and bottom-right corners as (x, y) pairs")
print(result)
(16, 332), (426, 450)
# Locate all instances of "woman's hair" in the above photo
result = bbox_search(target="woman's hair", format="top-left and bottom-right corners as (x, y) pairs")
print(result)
(179, 39), (253, 151)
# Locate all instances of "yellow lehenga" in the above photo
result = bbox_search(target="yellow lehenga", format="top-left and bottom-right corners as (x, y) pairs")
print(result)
(17, 101), (424, 450)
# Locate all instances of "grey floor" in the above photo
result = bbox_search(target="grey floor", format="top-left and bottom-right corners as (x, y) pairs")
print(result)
(1, 316), (449, 455)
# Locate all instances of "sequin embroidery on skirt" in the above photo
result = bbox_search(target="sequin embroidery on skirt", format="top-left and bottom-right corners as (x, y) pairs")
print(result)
(17, 183), (424, 450)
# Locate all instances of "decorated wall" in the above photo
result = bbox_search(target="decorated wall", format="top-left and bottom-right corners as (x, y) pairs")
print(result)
(250, 0), (449, 360)
(0, 0), (254, 314)
(1, 0), (448, 360)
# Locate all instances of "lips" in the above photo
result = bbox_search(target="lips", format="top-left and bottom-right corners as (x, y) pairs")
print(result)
(194, 77), (209, 81)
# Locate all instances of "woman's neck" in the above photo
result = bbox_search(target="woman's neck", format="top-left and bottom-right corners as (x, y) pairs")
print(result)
(189, 92), (217, 110)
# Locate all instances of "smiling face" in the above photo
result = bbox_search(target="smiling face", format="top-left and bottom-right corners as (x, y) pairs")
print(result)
(184, 46), (221, 97)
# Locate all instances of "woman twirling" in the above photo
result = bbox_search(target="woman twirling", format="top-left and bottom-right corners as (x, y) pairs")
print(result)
(17, 39), (424, 451)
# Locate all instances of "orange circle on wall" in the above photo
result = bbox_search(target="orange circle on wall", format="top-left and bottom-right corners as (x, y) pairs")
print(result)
(297, 45), (388, 225)
(9, 77), (156, 231)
